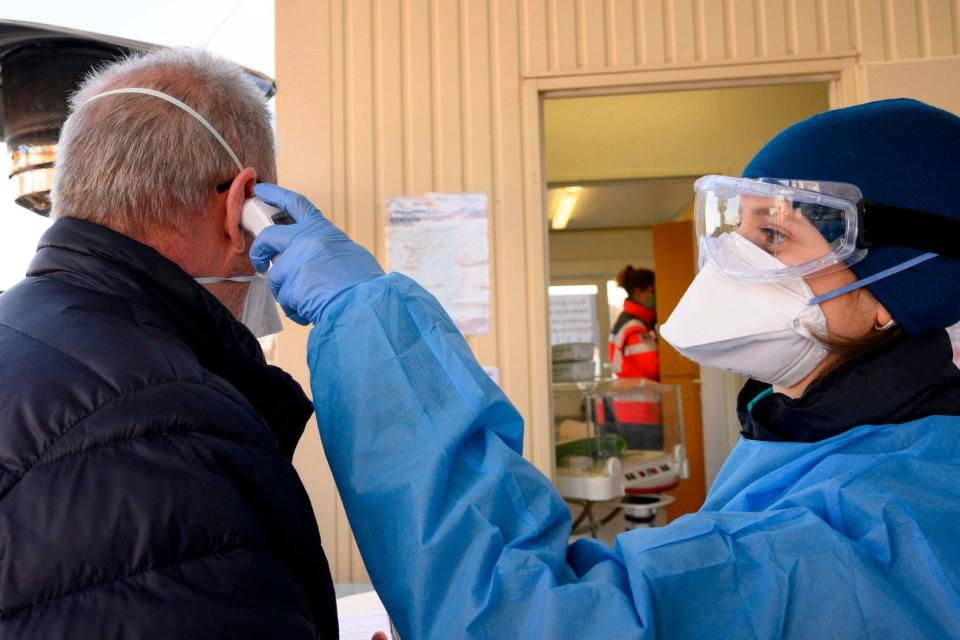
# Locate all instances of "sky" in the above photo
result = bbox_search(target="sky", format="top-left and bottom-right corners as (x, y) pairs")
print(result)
(0, 0), (275, 290)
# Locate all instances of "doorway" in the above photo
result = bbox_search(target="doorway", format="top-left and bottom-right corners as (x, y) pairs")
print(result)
(543, 82), (830, 525)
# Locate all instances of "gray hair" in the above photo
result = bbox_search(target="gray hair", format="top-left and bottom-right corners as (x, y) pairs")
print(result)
(50, 48), (276, 232)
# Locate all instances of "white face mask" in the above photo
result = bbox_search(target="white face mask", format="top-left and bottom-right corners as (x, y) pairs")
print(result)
(659, 233), (829, 387)
(195, 274), (283, 338)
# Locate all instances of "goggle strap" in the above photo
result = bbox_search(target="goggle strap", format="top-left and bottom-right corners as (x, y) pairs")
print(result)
(808, 252), (938, 306)
(859, 200), (960, 260)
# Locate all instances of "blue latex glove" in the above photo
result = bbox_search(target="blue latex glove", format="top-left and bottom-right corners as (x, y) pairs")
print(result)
(249, 183), (384, 325)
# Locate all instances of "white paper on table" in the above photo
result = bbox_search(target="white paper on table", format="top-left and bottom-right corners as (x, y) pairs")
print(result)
(338, 590), (395, 640)
(949, 322), (960, 369)
(387, 193), (490, 336)
(339, 613), (391, 640)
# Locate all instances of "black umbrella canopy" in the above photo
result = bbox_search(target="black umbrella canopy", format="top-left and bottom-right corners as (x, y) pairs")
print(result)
(0, 20), (276, 215)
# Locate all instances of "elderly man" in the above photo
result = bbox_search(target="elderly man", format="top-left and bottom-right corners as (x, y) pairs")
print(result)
(0, 50), (336, 638)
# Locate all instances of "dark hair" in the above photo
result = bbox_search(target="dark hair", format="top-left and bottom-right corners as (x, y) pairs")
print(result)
(816, 326), (905, 379)
(616, 265), (654, 297)
(813, 289), (906, 379)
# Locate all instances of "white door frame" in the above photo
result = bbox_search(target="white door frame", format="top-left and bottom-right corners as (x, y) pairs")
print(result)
(520, 54), (860, 478)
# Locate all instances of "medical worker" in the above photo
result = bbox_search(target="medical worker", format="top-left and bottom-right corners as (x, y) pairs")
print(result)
(609, 265), (659, 380)
(252, 99), (960, 639)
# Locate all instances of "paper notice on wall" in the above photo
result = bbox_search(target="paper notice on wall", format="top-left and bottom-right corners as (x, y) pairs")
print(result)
(387, 193), (490, 335)
(482, 366), (500, 385)
(549, 293), (598, 347)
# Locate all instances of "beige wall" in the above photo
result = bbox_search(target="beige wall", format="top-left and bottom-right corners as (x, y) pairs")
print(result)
(276, 0), (960, 582)
(864, 55), (960, 114)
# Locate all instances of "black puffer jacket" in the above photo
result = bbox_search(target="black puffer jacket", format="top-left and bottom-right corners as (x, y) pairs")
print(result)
(0, 218), (337, 638)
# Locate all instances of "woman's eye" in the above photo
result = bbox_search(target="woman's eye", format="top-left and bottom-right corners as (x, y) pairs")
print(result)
(762, 227), (785, 244)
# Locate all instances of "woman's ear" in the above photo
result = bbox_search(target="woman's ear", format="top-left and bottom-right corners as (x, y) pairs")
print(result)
(224, 167), (258, 254)
(875, 303), (895, 331)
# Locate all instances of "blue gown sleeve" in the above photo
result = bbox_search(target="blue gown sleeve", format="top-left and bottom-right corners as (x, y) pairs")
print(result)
(308, 274), (645, 639)
(307, 274), (935, 639)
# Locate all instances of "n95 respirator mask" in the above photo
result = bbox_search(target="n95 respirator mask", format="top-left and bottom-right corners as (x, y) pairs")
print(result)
(195, 274), (284, 338)
(659, 233), (829, 388)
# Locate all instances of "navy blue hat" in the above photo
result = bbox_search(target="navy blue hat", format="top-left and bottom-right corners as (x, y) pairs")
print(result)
(743, 99), (960, 335)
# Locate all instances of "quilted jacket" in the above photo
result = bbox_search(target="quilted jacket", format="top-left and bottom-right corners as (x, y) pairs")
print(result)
(0, 218), (336, 639)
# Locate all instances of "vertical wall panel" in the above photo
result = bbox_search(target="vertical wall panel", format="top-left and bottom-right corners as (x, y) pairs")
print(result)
(578, 0), (609, 68)
(345, 1), (377, 248)
(432, 0), (464, 191)
(925, 0), (956, 56)
(549, 0), (579, 69)
(888, 0), (922, 59)
(637, 0), (667, 64)
(344, 1), (377, 581)
(462, 0), (499, 369)
(332, 0), (358, 582)
(857, 0), (887, 60)
(824, 0), (853, 52)
(463, 2), (494, 195)
(731, 0), (758, 57)
(522, 0), (550, 74)
(329, 0), (348, 231)
(723, 0), (736, 57)
(608, 0), (638, 66)
(672, 0), (699, 62)
(917, 0), (932, 55)
(403, 0), (434, 192)
(489, 0), (535, 442)
(375, 0), (405, 259)
(791, 0), (821, 54)
(761, 0), (789, 56)
(699, 0), (729, 60)
(954, 0), (960, 53)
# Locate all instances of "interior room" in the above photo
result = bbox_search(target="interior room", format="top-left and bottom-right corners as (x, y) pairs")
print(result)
(544, 83), (830, 534)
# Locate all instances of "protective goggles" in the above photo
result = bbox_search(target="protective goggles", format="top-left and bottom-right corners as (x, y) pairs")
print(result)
(695, 175), (960, 284)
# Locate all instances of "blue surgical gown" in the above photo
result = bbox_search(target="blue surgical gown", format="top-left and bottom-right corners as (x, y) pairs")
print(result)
(308, 274), (960, 639)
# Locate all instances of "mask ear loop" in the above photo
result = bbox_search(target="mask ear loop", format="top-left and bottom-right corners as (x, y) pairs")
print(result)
(807, 252), (938, 306)
(195, 274), (261, 285)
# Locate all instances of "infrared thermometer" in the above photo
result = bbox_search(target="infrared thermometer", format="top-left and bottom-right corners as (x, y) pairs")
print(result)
(241, 198), (296, 236)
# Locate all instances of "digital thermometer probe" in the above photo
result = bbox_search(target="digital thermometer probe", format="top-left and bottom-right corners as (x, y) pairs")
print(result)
(241, 198), (296, 236)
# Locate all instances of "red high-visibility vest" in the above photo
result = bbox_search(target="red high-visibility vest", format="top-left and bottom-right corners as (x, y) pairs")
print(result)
(609, 300), (659, 381)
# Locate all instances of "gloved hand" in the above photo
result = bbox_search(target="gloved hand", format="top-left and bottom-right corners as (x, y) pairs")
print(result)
(249, 183), (385, 325)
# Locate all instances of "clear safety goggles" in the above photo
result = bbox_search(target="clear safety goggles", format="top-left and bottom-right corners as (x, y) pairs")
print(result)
(695, 175), (869, 282)
(694, 175), (960, 287)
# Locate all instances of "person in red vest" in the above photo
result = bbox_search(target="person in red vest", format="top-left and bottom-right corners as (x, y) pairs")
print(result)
(609, 265), (660, 381)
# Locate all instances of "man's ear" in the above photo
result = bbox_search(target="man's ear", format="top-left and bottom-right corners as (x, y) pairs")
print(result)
(224, 167), (258, 254)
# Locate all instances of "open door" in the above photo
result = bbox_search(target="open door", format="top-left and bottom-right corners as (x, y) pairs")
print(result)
(653, 220), (706, 519)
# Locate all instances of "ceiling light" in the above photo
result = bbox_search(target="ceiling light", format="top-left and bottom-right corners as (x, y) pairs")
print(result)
(551, 189), (581, 230)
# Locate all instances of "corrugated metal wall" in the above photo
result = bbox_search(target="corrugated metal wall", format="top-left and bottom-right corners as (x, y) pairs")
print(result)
(277, 0), (960, 582)
(521, 0), (959, 72)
